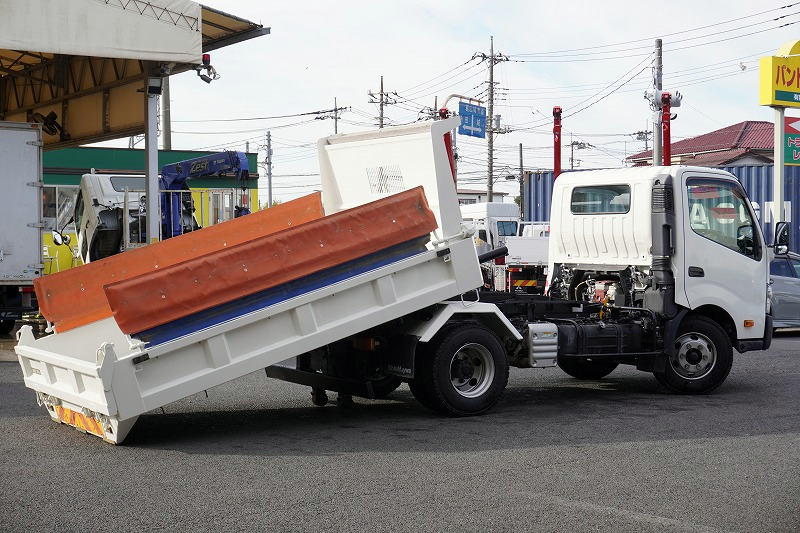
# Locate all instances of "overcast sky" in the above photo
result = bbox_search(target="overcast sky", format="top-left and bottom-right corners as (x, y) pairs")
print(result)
(130, 1), (800, 203)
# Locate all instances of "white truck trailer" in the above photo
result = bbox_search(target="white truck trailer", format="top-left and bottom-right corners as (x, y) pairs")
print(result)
(14, 118), (778, 443)
(0, 122), (43, 335)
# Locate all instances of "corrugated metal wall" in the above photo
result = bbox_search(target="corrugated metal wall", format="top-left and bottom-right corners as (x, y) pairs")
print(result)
(522, 170), (556, 222)
(523, 164), (800, 251)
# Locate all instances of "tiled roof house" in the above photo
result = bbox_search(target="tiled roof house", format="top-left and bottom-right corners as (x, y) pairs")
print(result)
(627, 121), (774, 167)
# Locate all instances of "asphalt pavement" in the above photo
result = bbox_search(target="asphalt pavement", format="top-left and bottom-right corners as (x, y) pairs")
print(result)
(1, 330), (798, 532)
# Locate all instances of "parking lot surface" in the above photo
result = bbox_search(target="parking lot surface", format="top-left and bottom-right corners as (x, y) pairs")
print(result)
(1, 332), (798, 532)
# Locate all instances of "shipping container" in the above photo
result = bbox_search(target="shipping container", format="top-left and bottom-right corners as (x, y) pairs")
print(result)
(523, 164), (800, 252)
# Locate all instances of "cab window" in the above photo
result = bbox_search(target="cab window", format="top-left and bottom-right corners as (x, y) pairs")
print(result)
(571, 185), (630, 214)
(496, 221), (518, 237)
(791, 258), (800, 278)
(686, 179), (760, 260)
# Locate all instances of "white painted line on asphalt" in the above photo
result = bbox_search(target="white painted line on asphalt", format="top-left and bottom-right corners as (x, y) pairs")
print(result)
(513, 491), (733, 533)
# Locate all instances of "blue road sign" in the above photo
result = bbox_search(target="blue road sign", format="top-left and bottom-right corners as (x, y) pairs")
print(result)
(458, 102), (486, 138)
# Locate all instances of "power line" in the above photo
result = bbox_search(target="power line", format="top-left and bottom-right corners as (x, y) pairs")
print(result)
(508, 2), (799, 56)
(396, 57), (478, 94)
(172, 107), (348, 123)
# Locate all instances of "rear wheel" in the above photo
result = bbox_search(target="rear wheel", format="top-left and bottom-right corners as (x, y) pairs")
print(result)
(410, 325), (509, 416)
(653, 315), (733, 394)
(557, 357), (618, 379)
(0, 320), (15, 336)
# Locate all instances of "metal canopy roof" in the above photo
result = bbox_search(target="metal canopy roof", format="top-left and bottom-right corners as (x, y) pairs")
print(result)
(202, 5), (270, 52)
(0, 3), (269, 149)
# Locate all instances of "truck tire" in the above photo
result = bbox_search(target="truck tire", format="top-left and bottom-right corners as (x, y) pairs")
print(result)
(653, 315), (733, 394)
(0, 320), (14, 336)
(557, 358), (618, 379)
(411, 325), (509, 416)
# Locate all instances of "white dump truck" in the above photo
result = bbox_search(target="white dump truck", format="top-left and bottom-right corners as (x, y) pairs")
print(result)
(14, 118), (779, 443)
(0, 122), (43, 335)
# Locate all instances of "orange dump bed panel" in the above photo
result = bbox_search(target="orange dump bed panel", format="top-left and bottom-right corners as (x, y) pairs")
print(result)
(104, 187), (438, 335)
(36, 193), (325, 333)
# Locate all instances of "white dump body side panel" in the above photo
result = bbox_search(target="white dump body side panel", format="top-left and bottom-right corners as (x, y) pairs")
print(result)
(0, 122), (42, 284)
(549, 168), (661, 269)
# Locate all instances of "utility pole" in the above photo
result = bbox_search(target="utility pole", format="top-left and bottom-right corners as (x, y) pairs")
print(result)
(652, 39), (663, 165)
(162, 76), (172, 150)
(633, 130), (651, 151)
(368, 76), (396, 129)
(266, 131), (273, 208)
(474, 36), (509, 201)
(334, 97), (339, 134)
(488, 37), (495, 201)
(569, 136), (576, 170)
(518, 143), (524, 220)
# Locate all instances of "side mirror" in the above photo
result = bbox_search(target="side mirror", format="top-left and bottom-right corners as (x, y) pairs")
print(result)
(477, 229), (488, 243)
(51, 230), (71, 246)
(774, 221), (790, 255)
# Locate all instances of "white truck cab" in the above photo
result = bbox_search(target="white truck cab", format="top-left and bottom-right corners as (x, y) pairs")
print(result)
(74, 173), (148, 264)
(548, 166), (770, 344)
(460, 202), (519, 255)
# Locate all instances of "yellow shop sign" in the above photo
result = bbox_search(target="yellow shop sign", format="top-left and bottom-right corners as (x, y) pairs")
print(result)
(760, 40), (800, 108)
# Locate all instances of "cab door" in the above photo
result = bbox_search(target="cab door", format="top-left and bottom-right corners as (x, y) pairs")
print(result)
(681, 175), (767, 339)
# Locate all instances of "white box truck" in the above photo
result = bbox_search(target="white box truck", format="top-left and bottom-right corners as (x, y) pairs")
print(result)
(14, 118), (778, 443)
(0, 122), (43, 335)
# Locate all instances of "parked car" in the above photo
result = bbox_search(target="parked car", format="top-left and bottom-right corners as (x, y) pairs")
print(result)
(770, 252), (800, 328)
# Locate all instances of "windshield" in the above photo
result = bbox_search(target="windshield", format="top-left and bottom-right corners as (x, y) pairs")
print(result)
(497, 220), (518, 237)
(110, 176), (146, 192)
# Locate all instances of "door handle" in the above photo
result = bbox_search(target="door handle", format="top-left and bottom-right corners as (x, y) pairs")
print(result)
(688, 266), (705, 277)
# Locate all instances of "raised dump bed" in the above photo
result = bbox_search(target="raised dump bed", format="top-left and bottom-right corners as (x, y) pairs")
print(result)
(15, 117), (481, 443)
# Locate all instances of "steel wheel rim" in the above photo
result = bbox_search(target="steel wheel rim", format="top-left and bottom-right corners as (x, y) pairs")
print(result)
(671, 331), (717, 380)
(449, 343), (495, 398)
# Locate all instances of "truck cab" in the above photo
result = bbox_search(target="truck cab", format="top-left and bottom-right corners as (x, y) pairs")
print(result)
(547, 166), (771, 351)
(75, 172), (199, 264)
(460, 202), (519, 255)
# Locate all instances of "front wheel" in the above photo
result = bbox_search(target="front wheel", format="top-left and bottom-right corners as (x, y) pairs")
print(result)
(410, 325), (509, 416)
(557, 357), (618, 379)
(653, 315), (733, 394)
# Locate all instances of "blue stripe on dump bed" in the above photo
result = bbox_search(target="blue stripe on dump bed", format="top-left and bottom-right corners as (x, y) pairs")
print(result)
(134, 237), (430, 346)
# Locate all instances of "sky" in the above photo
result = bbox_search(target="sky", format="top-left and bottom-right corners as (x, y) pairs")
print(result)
(112, 0), (800, 203)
